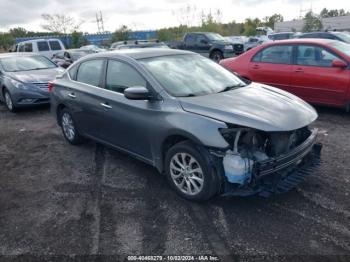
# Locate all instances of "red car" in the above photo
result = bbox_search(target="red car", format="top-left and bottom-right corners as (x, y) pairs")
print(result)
(220, 39), (350, 111)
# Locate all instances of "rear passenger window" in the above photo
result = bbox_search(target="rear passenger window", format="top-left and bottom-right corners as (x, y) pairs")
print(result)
(24, 43), (33, 52)
(37, 41), (50, 51)
(18, 45), (25, 52)
(252, 45), (292, 64)
(76, 60), (104, 87)
(49, 41), (62, 51)
(106, 60), (146, 93)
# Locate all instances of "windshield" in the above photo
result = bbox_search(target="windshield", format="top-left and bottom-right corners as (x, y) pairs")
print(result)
(333, 32), (350, 43)
(206, 33), (225, 41)
(139, 54), (246, 97)
(330, 41), (350, 57)
(0, 56), (57, 72)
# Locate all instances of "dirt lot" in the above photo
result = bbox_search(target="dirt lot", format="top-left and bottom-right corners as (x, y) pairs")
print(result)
(0, 103), (349, 261)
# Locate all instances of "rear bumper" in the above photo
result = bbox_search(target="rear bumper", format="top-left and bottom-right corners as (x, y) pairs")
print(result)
(222, 129), (322, 197)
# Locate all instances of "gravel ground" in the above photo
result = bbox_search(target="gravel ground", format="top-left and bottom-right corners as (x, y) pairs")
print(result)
(0, 103), (349, 261)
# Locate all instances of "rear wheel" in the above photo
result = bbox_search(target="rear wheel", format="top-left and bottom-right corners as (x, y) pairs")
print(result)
(210, 50), (223, 63)
(3, 89), (16, 112)
(60, 108), (83, 145)
(165, 141), (218, 201)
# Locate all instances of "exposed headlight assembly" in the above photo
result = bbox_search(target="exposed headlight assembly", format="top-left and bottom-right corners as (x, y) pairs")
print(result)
(224, 45), (233, 50)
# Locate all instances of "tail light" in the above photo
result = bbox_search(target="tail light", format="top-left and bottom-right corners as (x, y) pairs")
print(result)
(48, 81), (54, 92)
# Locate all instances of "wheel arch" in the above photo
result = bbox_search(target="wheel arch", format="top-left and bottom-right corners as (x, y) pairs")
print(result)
(56, 103), (67, 126)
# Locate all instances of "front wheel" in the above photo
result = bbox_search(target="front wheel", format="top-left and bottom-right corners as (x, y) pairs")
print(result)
(165, 141), (219, 201)
(60, 108), (83, 145)
(4, 89), (16, 112)
(210, 50), (223, 63)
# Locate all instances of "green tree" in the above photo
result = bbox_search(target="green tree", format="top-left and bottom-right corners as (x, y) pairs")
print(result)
(302, 12), (323, 32)
(111, 25), (130, 42)
(9, 27), (28, 38)
(263, 14), (284, 29)
(71, 31), (85, 48)
(0, 33), (15, 50)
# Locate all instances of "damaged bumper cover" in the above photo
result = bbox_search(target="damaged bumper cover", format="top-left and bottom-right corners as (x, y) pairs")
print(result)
(221, 128), (322, 197)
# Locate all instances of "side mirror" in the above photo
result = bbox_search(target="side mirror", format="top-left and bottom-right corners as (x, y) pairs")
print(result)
(124, 86), (151, 100)
(200, 39), (208, 44)
(332, 59), (347, 69)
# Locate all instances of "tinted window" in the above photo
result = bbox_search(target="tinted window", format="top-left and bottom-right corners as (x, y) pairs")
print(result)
(296, 45), (340, 67)
(252, 45), (292, 64)
(37, 41), (50, 51)
(49, 41), (62, 51)
(24, 43), (33, 52)
(196, 35), (207, 45)
(76, 60), (104, 86)
(18, 45), (25, 52)
(185, 35), (196, 45)
(106, 60), (146, 93)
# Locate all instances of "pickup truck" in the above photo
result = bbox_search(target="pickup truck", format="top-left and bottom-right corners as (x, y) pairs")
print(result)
(171, 32), (244, 62)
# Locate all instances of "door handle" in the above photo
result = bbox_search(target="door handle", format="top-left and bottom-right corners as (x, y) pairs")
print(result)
(100, 102), (112, 109)
(295, 68), (304, 73)
(68, 93), (76, 98)
(252, 65), (260, 69)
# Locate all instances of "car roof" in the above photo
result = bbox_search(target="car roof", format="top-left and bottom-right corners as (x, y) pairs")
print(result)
(81, 48), (194, 60)
(262, 38), (339, 46)
(18, 38), (62, 44)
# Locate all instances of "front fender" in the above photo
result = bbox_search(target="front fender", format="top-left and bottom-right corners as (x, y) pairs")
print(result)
(152, 111), (229, 172)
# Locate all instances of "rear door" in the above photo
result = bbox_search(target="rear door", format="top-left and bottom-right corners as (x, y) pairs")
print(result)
(48, 40), (64, 58)
(68, 59), (106, 139)
(36, 41), (52, 58)
(184, 34), (196, 51)
(195, 34), (211, 57)
(248, 44), (293, 92)
(290, 44), (350, 106)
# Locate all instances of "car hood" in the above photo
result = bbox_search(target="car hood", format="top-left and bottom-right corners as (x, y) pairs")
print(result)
(178, 83), (318, 132)
(7, 68), (64, 83)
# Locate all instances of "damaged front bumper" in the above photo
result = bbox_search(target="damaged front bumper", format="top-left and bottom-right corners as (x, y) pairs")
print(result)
(221, 128), (322, 197)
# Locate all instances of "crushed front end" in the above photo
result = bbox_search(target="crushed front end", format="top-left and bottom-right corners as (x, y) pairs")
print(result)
(215, 126), (322, 197)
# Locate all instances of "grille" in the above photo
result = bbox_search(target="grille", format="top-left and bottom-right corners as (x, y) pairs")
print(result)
(32, 82), (49, 89)
(233, 44), (244, 52)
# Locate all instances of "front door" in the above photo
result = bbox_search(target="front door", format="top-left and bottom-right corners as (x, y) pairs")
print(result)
(97, 59), (160, 160)
(290, 44), (350, 106)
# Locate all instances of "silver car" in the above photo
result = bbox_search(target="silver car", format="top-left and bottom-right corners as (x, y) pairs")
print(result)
(51, 49), (322, 201)
(0, 53), (63, 112)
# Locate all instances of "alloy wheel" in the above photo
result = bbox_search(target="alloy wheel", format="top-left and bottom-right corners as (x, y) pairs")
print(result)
(61, 112), (76, 141)
(4, 92), (13, 111)
(170, 153), (204, 196)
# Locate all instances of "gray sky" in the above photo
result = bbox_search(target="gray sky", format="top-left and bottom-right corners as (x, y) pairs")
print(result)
(0, 0), (349, 32)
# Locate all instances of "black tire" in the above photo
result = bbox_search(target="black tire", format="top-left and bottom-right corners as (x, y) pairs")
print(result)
(165, 141), (219, 201)
(59, 108), (83, 145)
(210, 50), (223, 63)
(3, 89), (17, 112)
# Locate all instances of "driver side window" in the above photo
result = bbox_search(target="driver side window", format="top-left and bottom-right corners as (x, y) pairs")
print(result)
(106, 60), (147, 94)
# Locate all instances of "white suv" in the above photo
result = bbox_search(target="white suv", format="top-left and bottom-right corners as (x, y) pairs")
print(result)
(15, 39), (65, 59)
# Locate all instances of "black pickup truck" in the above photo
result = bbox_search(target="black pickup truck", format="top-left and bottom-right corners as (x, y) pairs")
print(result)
(170, 32), (244, 62)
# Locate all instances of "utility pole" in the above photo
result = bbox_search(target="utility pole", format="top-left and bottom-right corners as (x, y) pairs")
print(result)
(96, 11), (105, 33)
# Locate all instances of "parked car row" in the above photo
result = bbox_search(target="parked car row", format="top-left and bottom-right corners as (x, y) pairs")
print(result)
(5, 32), (350, 201)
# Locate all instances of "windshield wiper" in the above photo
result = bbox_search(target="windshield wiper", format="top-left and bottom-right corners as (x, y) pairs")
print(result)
(218, 84), (246, 93)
